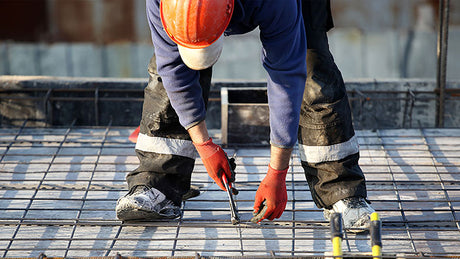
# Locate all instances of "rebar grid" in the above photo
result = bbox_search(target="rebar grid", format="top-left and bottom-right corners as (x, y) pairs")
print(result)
(0, 124), (459, 258)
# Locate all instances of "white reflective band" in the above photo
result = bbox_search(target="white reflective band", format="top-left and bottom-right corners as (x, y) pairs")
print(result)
(135, 133), (197, 159)
(298, 135), (359, 163)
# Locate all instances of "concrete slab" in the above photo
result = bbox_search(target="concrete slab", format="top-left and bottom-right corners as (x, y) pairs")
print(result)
(105, 44), (133, 78)
(7, 43), (39, 76)
(329, 29), (364, 79)
(405, 30), (437, 78)
(69, 44), (103, 77)
(214, 31), (267, 81)
(447, 27), (460, 80)
(130, 43), (153, 78)
(38, 43), (70, 77)
(363, 31), (400, 78)
(0, 43), (8, 75)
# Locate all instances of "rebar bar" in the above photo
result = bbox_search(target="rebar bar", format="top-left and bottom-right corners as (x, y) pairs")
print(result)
(436, 0), (450, 127)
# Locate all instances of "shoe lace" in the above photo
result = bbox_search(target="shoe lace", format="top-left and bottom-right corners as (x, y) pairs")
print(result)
(343, 197), (368, 209)
(128, 185), (149, 195)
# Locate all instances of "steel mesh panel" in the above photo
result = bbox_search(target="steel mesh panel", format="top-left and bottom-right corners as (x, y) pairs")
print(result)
(0, 125), (459, 258)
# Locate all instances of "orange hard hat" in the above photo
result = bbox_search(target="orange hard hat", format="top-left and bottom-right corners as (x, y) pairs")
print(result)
(160, 0), (234, 49)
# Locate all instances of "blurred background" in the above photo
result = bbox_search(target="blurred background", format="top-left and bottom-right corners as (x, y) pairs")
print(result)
(0, 0), (459, 130)
(0, 0), (459, 80)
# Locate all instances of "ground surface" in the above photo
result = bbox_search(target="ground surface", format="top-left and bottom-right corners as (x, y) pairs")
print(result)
(0, 127), (459, 258)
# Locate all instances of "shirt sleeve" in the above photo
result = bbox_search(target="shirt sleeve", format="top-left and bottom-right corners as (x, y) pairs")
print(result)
(146, 0), (206, 130)
(258, 0), (307, 148)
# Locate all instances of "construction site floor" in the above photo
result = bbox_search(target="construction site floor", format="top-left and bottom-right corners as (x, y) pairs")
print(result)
(0, 126), (459, 258)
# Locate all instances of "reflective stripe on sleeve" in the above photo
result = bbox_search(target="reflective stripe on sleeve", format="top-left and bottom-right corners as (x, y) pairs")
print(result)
(298, 135), (359, 163)
(135, 133), (197, 159)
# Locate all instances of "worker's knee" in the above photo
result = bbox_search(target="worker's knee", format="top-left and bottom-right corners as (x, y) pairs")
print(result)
(304, 53), (346, 105)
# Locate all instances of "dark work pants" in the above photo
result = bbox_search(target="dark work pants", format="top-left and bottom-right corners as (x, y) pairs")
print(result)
(126, 56), (212, 206)
(127, 0), (367, 209)
(299, 0), (367, 208)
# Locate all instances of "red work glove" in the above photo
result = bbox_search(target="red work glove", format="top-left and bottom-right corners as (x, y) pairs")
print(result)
(193, 138), (234, 191)
(128, 126), (140, 143)
(251, 165), (288, 223)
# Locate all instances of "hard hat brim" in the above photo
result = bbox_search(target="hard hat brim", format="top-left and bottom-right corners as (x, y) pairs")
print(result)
(178, 36), (224, 70)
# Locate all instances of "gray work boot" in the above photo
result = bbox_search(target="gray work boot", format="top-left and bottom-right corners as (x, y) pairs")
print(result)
(116, 185), (181, 221)
(323, 197), (375, 233)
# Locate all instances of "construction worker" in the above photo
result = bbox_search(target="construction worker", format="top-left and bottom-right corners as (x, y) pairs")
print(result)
(116, 0), (375, 232)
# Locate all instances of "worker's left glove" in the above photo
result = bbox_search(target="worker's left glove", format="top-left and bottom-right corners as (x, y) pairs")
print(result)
(251, 165), (288, 223)
(194, 138), (235, 191)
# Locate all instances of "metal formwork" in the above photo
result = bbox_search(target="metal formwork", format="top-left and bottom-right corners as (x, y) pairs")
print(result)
(2, 77), (460, 130)
(0, 124), (459, 258)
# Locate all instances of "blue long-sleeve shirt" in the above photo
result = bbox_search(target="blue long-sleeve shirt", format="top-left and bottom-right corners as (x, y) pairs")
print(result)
(146, 0), (307, 148)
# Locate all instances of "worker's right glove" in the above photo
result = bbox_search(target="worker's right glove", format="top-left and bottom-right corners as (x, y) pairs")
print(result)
(251, 165), (288, 223)
(193, 138), (235, 191)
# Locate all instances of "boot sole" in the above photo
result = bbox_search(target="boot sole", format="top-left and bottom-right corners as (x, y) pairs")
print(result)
(116, 208), (179, 221)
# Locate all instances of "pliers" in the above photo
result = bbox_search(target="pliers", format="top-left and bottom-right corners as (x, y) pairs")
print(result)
(222, 156), (240, 225)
